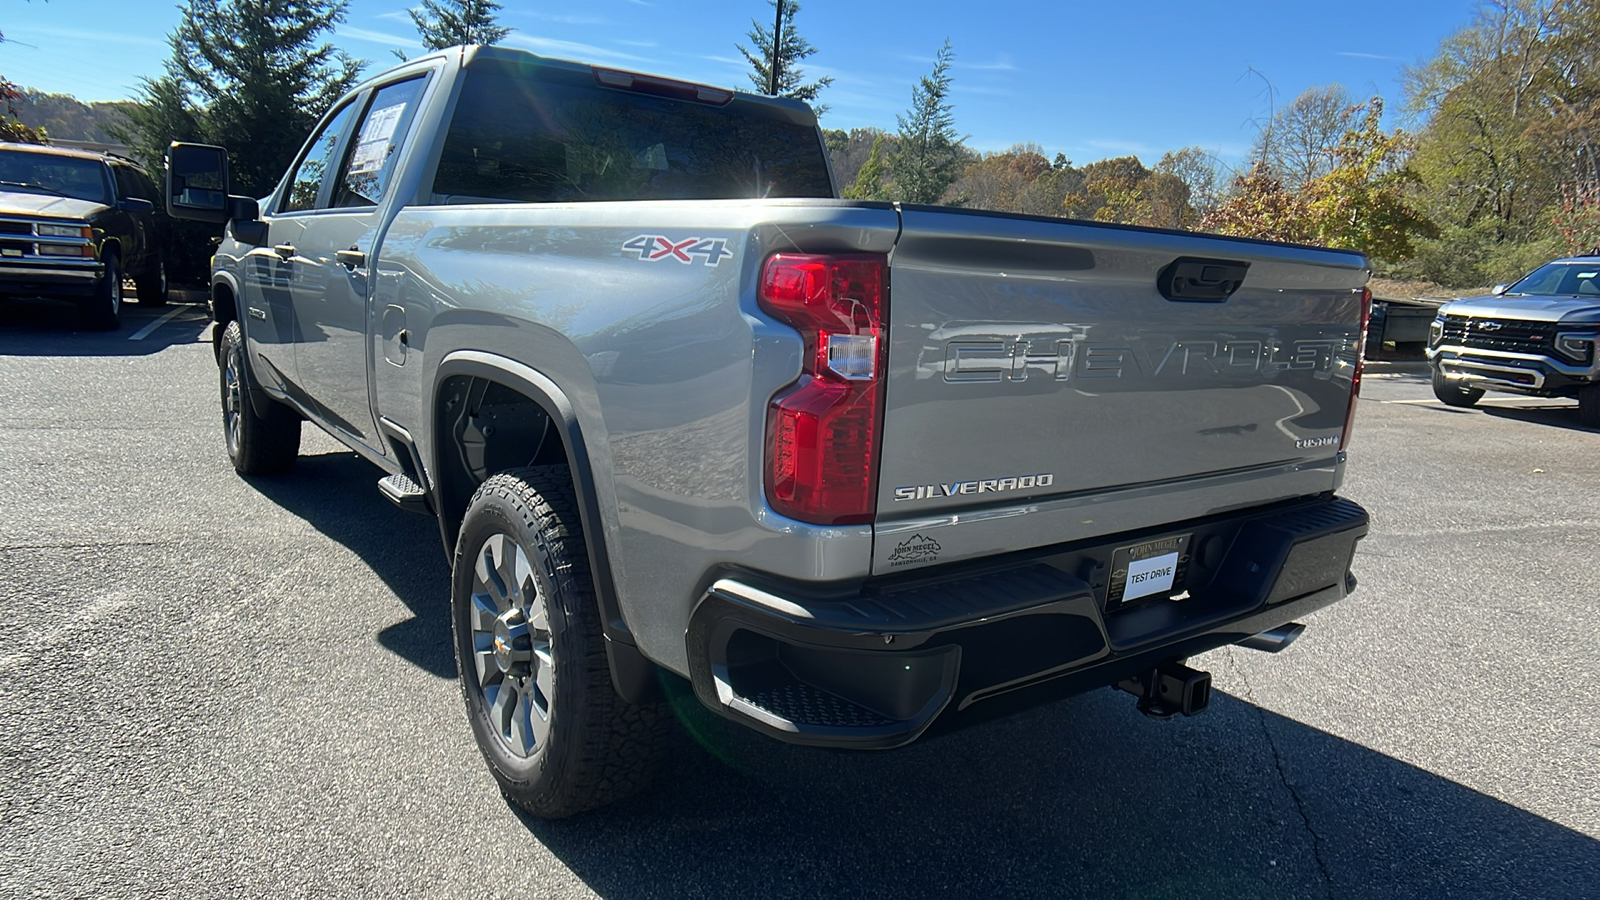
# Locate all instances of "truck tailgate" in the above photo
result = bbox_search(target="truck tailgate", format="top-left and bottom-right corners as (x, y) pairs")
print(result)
(874, 207), (1368, 573)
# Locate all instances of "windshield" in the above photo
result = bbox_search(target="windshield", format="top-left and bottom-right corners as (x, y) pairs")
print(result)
(1508, 261), (1600, 298)
(0, 150), (109, 204)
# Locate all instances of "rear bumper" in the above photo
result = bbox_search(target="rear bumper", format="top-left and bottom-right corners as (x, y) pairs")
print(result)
(686, 496), (1368, 749)
(0, 261), (104, 297)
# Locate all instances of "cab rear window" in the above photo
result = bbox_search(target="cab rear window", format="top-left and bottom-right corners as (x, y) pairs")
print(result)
(432, 63), (832, 204)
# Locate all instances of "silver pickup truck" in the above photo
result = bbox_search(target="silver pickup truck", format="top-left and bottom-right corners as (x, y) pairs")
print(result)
(166, 45), (1372, 818)
(1427, 256), (1600, 425)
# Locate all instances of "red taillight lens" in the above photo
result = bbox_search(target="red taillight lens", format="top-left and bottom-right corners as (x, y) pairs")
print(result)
(760, 253), (887, 525)
(1340, 286), (1372, 452)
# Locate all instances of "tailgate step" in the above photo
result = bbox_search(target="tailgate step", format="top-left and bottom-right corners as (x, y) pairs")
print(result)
(378, 472), (432, 516)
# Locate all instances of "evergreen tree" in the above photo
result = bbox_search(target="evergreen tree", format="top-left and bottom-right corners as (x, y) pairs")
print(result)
(408, 0), (510, 52)
(737, 0), (832, 115)
(891, 40), (963, 205)
(842, 133), (889, 200)
(113, 71), (203, 171)
(164, 0), (365, 196)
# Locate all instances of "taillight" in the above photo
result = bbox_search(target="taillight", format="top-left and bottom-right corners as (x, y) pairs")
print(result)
(1340, 286), (1372, 452)
(760, 253), (887, 525)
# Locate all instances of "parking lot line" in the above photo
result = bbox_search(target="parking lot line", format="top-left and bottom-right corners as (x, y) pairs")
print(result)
(127, 307), (188, 341)
(1378, 397), (1572, 406)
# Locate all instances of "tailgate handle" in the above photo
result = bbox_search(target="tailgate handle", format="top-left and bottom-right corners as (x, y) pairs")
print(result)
(1158, 257), (1249, 302)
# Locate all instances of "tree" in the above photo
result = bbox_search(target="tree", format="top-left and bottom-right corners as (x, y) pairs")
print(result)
(737, 0), (832, 114)
(0, 80), (46, 145)
(407, 0), (510, 52)
(160, 0), (365, 196)
(841, 133), (891, 200)
(891, 40), (964, 205)
(1155, 147), (1225, 221)
(0, 13), (48, 144)
(1200, 164), (1317, 244)
(1304, 97), (1436, 260)
(113, 72), (203, 170)
(1252, 85), (1355, 189)
(947, 144), (1057, 214)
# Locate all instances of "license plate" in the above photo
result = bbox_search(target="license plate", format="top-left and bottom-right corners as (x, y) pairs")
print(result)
(1107, 533), (1192, 607)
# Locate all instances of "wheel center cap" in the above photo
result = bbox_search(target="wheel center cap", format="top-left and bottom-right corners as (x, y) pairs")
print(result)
(492, 610), (532, 676)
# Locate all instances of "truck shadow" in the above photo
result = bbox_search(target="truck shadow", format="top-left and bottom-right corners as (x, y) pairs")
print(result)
(244, 449), (456, 679)
(524, 689), (1598, 900)
(238, 447), (1598, 899)
(0, 292), (211, 356)
(1480, 404), (1595, 433)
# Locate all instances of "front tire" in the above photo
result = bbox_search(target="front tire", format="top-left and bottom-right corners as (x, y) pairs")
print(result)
(452, 467), (669, 819)
(1432, 367), (1484, 408)
(219, 320), (301, 474)
(1579, 384), (1600, 428)
(78, 250), (122, 330)
(134, 258), (168, 307)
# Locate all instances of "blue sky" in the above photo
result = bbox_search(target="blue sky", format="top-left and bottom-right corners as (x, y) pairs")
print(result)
(2, 0), (1476, 170)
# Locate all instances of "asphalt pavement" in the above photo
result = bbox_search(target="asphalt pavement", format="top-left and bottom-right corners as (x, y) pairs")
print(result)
(1, 298), (1596, 899)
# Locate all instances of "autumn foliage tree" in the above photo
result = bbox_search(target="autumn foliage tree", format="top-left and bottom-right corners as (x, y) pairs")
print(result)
(1201, 165), (1317, 244)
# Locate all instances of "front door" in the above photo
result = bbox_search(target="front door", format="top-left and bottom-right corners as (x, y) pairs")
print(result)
(241, 98), (359, 398)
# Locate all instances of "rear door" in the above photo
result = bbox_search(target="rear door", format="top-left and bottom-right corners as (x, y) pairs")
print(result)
(875, 208), (1368, 569)
(286, 75), (428, 450)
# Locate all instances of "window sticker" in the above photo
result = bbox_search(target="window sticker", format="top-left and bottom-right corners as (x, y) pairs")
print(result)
(348, 103), (407, 176)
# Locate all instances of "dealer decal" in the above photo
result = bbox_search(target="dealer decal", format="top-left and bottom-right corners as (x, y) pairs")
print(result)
(621, 235), (734, 267)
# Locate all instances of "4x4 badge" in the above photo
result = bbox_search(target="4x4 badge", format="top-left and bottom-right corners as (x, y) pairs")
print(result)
(621, 235), (733, 267)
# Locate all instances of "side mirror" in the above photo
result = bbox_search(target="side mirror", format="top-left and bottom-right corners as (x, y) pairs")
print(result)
(166, 142), (230, 223)
(1491, 283), (1510, 296)
(118, 197), (155, 215)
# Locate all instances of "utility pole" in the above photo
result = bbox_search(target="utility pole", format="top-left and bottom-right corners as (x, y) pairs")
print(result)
(767, 0), (784, 95)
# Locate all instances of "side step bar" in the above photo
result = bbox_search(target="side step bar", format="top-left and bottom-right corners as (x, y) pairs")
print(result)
(378, 472), (432, 516)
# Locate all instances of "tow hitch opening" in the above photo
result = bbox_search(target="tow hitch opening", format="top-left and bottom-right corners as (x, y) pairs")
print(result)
(1117, 661), (1211, 718)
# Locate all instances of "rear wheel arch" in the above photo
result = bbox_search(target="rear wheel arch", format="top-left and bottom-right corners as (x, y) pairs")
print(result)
(429, 353), (636, 651)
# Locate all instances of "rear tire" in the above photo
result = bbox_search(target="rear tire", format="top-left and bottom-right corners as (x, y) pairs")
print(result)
(78, 250), (121, 330)
(1579, 384), (1600, 428)
(452, 467), (669, 819)
(134, 258), (168, 307)
(219, 320), (300, 474)
(1432, 367), (1483, 408)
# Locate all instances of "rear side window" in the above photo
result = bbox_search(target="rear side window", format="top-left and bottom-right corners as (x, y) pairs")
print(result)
(334, 76), (427, 208)
(432, 65), (832, 204)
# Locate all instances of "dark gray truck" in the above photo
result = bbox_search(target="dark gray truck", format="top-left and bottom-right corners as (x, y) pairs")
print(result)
(167, 46), (1372, 817)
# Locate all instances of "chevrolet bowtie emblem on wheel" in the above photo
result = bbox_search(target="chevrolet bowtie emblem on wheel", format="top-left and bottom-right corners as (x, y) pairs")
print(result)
(493, 636), (508, 654)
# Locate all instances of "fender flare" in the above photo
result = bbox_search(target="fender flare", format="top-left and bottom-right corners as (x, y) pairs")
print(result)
(430, 351), (637, 651)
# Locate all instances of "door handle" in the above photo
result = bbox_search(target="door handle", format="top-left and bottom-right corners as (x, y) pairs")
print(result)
(273, 244), (296, 260)
(335, 247), (366, 269)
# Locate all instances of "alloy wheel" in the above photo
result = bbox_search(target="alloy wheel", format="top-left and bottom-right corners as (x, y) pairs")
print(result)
(469, 532), (554, 758)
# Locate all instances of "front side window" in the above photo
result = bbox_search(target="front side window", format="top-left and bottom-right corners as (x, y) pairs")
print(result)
(432, 64), (833, 204)
(281, 100), (358, 213)
(333, 77), (427, 209)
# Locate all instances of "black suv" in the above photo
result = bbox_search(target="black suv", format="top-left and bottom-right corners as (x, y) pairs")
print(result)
(0, 142), (169, 329)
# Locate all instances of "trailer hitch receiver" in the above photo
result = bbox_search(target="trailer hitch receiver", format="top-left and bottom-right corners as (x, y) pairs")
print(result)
(1117, 661), (1212, 718)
